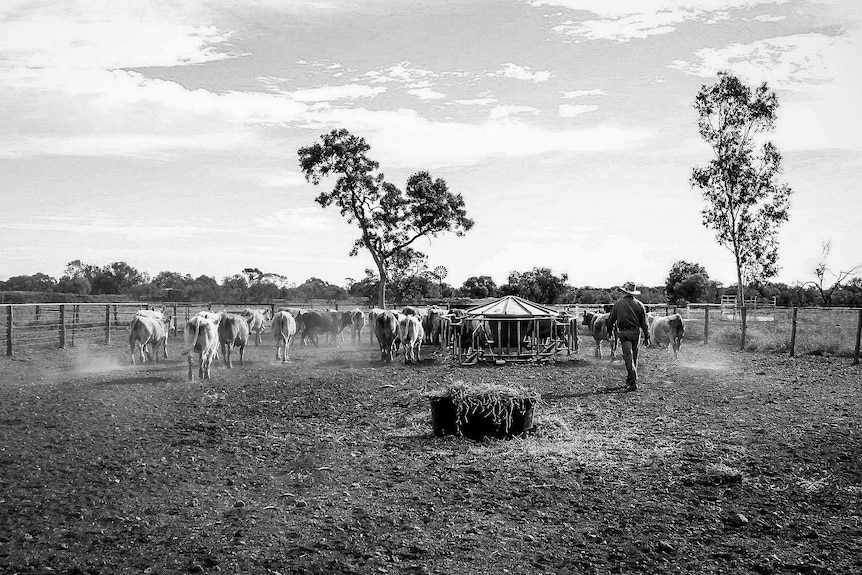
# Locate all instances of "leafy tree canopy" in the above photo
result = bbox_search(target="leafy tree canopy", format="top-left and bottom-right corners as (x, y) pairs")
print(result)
(691, 71), (792, 307)
(298, 128), (473, 308)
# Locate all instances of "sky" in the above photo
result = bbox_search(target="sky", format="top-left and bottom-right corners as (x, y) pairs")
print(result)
(0, 0), (860, 290)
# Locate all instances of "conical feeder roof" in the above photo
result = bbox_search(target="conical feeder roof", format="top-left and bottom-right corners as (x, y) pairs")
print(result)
(465, 295), (558, 319)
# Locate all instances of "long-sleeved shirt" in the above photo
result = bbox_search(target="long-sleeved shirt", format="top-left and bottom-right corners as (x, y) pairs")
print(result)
(608, 295), (649, 336)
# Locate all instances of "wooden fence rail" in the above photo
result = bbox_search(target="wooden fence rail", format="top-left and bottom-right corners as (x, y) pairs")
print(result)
(1, 302), (861, 363)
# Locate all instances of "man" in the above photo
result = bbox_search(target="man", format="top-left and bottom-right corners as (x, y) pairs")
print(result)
(607, 283), (650, 392)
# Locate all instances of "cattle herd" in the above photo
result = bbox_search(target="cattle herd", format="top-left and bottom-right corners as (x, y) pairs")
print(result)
(127, 303), (687, 381)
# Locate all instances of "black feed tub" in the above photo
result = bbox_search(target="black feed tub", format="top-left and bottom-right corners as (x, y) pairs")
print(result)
(430, 396), (535, 440)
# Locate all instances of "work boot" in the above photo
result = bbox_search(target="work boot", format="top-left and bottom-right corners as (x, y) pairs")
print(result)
(625, 382), (638, 392)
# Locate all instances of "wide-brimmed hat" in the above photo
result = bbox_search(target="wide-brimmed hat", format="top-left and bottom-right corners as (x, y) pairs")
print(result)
(619, 283), (641, 296)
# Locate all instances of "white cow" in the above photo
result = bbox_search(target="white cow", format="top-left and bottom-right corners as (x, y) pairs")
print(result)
(398, 314), (424, 364)
(368, 307), (385, 345)
(241, 308), (271, 345)
(182, 315), (220, 381)
(349, 309), (366, 344)
(647, 312), (685, 359)
(128, 315), (167, 364)
(272, 311), (297, 362)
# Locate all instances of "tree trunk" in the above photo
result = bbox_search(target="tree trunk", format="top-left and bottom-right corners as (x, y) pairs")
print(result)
(735, 254), (745, 312)
(378, 276), (386, 309)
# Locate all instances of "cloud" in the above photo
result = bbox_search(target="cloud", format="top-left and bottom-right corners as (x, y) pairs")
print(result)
(301, 106), (650, 168)
(562, 89), (607, 98)
(252, 208), (332, 232)
(249, 170), (308, 189)
(489, 105), (540, 120)
(0, 7), (236, 70)
(451, 97), (498, 106)
(753, 14), (785, 22)
(288, 84), (386, 102)
(669, 31), (862, 151)
(492, 63), (552, 83)
(362, 62), (438, 85)
(1, 214), (213, 239)
(407, 87), (446, 100)
(558, 104), (598, 117)
(531, 0), (788, 42)
(668, 33), (843, 89)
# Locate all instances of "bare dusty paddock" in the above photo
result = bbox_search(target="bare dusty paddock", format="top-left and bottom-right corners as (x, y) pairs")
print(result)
(1, 338), (860, 575)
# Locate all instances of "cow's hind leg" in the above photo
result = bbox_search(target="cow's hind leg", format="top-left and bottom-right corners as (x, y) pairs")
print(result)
(239, 342), (245, 366)
(188, 354), (194, 381)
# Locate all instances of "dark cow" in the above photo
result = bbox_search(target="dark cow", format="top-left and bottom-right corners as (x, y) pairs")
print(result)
(582, 310), (617, 359)
(647, 312), (685, 359)
(301, 310), (351, 347)
(452, 318), (490, 354)
(218, 313), (250, 368)
(486, 319), (531, 350)
(422, 307), (445, 345)
(375, 311), (400, 362)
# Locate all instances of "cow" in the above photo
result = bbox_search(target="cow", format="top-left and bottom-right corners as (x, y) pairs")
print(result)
(486, 319), (531, 350)
(398, 314), (424, 363)
(195, 311), (221, 323)
(300, 309), (351, 347)
(181, 314), (220, 381)
(423, 307), (445, 345)
(128, 315), (168, 364)
(349, 309), (366, 344)
(218, 313), (250, 368)
(279, 308), (307, 346)
(272, 311), (297, 362)
(452, 318), (490, 355)
(135, 308), (175, 336)
(582, 310), (617, 359)
(534, 313), (571, 347)
(368, 308), (385, 344)
(647, 313), (685, 359)
(375, 311), (400, 363)
(241, 308), (271, 345)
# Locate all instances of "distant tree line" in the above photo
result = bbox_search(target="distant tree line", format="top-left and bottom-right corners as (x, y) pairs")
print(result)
(2, 259), (860, 307)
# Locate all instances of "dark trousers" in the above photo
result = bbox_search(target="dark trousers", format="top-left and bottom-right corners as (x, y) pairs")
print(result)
(617, 328), (641, 386)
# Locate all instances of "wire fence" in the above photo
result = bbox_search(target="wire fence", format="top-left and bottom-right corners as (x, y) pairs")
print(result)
(1, 302), (861, 364)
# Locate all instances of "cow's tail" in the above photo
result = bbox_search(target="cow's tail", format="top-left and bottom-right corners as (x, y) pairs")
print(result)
(181, 320), (202, 356)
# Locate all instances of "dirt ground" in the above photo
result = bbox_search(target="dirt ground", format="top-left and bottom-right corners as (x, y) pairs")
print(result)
(0, 334), (860, 575)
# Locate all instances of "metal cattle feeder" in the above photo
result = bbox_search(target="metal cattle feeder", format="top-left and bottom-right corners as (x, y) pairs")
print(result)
(449, 295), (578, 365)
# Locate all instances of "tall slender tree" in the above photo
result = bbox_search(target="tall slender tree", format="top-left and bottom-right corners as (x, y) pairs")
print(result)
(691, 72), (792, 308)
(298, 129), (473, 308)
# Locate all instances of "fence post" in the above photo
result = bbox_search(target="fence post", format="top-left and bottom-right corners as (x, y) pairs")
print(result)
(6, 306), (12, 357)
(105, 304), (112, 345)
(35, 305), (41, 321)
(740, 306), (747, 351)
(789, 307), (798, 357)
(173, 304), (178, 337)
(665, 305), (670, 316)
(703, 307), (709, 345)
(59, 304), (66, 349)
(854, 309), (861, 366)
(71, 304), (80, 347)
(208, 302), (212, 311)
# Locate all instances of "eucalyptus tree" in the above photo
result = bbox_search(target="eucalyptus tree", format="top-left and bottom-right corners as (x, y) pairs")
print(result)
(691, 72), (792, 308)
(298, 129), (473, 308)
